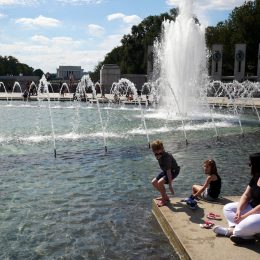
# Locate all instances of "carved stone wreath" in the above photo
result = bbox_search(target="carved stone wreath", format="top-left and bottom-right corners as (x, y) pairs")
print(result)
(236, 50), (245, 62)
(212, 51), (221, 62)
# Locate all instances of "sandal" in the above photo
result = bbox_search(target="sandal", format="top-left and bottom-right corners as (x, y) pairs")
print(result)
(206, 212), (222, 220)
(200, 220), (215, 229)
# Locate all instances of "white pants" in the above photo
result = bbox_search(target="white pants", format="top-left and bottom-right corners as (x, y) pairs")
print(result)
(223, 202), (260, 238)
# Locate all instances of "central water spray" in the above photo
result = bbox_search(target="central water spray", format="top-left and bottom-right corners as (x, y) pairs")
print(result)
(154, 0), (207, 115)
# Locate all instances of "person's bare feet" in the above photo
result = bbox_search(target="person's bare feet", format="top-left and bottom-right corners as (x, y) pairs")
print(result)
(156, 196), (170, 201)
(157, 200), (168, 207)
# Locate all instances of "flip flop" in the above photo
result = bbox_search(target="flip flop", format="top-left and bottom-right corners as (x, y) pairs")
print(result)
(206, 212), (222, 220)
(200, 220), (215, 229)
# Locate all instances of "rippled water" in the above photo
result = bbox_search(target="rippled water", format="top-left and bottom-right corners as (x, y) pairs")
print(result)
(0, 101), (260, 259)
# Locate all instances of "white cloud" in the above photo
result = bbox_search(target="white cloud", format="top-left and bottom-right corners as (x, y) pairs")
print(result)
(105, 13), (142, 46)
(57, 0), (103, 5)
(107, 13), (141, 24)
(165, 0), (247, 26)
(0, 0), (38, 5)
(52, 36), (78, 45)
(16, 15), (61, 28)
(98, 34), (122, 51)
(123, 15), (141, 24)
(166, 0), (247, 11)
(87, 24), (105, 37)
(198, 0), (246, 11)
(0, 0), (104, 5)
(31, 35), (50, 44)
(0, 34), (110, 72)
(107, 13), (124, 21)
(0, 12), (7, 18)
(31, 35), (81, 46)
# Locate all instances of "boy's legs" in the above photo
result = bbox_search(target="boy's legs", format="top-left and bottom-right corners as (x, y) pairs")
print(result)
(152, 177), (159, 189)
(157, 178), (168, 202)
(152, 177), (169, 202)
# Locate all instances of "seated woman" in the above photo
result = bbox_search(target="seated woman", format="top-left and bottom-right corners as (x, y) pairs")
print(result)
(213, 153), (260, 244)
(192, 159), (221, 201)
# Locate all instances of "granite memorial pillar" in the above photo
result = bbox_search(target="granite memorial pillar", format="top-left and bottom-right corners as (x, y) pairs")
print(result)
(211, 44), (223, 81)
(100, 64), (121, 94)
(257, 43), (260, 82)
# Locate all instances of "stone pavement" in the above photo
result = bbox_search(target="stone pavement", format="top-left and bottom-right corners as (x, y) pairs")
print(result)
(0, 93), (260, 108)
(207, 97), (260, 108)
(152, 196), (260, 260)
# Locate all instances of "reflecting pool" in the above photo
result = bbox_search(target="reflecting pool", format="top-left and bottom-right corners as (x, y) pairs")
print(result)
(0, 101), (260, 259)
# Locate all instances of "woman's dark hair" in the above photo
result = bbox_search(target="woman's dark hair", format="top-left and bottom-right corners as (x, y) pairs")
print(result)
(204, 159), (218, 175)
(249, 153), (260, 177)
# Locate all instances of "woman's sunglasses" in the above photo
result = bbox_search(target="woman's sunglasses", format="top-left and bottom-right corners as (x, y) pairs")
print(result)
(154, 152), (163, 156)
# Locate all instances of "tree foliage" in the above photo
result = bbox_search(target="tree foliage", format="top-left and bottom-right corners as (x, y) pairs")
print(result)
(91, 9), (178, 77)
(0, 56), (34, 76)
(1, 1), (259, 79)
(33, 68), (44, 77)
(206, 0), (260, 75)
(92, 1), (260, 78)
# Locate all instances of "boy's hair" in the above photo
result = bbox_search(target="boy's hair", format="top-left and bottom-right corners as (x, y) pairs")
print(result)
(151, 140), (164, 151)
(204, 159), (218, 175)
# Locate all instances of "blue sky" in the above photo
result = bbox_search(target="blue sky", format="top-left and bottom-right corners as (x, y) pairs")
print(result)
(0, 0), (247, 73)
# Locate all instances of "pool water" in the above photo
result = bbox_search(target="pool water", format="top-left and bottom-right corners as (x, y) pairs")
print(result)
(0, 101), (260, 259)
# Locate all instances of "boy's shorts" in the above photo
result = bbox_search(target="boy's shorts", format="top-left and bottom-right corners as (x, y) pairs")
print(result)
(156, 166), (180, 184)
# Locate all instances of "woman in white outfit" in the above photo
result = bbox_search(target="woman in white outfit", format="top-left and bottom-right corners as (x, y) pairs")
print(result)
(213, 153), (260, 244)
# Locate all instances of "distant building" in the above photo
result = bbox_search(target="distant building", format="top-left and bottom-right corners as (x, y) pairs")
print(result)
(56, 66), (84, 80)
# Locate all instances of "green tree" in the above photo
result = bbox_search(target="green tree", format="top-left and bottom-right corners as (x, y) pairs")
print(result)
(90, 1), (260, 79)
(33, 69), (44, 77)
(206, 0), (260, 76)
(0, 55), (34, 76)
(89, 61), (103, 83)
(91, 9), (178, 76)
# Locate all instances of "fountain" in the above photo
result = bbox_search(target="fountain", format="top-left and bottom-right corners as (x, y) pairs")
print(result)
(153, 0), (207, 116)
(38, 75), (57, 157)
(208, 80), (260, 122)
(111, 78), (150, 147)
(74, 76), (89, 101)
(151, 0), (259, 142)
(76, 74), (108, 152)
(28, 81), (37, 97)
(90, 81), (108, 153)
(59, 82), (71, 101)
(0, 82), (9, 101)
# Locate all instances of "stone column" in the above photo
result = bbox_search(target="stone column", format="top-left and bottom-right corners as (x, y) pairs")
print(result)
(147, 45), (153, 80)
(100, 64), (121, 94)
(257, 43), (260, 82)
(211, 44), (223, 81)
(234, 44), (246, 82)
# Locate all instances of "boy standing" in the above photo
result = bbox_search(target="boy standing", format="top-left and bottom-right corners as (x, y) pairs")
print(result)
(151, 140), (180, 207)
